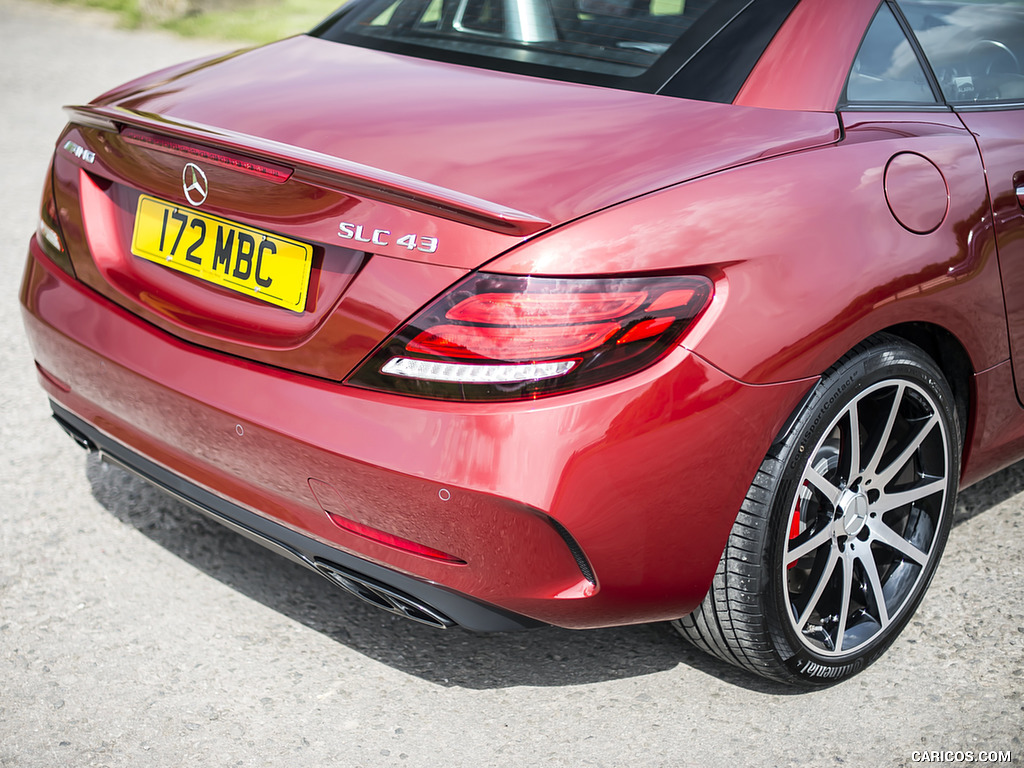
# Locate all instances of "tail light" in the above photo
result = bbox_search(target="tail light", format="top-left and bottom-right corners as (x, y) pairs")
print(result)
(349, 273), (713, 401)
(35, 160), (75, 278)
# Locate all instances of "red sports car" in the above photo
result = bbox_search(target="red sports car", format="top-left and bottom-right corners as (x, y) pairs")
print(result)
(19, 0), (1024, 685)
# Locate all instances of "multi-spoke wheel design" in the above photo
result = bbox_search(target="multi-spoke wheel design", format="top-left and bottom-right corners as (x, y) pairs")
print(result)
(784, 379), (949, 656)
(674, 336), (960, 686)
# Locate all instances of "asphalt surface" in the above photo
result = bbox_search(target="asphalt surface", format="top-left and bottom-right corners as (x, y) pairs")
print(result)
(1, 2), (1022, 766)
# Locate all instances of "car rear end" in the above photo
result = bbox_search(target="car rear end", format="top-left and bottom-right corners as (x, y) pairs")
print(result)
(20, 0), (825, 631)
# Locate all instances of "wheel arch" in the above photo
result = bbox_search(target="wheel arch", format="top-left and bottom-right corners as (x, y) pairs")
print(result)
(879, 321), (972, 446)
(772, 322), (973, 452)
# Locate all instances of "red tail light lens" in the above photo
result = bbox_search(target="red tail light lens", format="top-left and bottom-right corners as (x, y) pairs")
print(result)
(407, 323), (621, 360)
(349, 273), (713, 401)
(446, 292), (647, 325)
(35, 160), (75, 278)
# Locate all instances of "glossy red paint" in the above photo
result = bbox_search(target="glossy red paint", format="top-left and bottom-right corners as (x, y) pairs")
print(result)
(51, 49), (839, 385)
(736, 0), (879, 111)
(52, 126), (479, 380)
(490, 112), (1009, 390)
(68, 104), (549, 238)
(960, 110), (1024, 404)
(17, 0), (1024, 655)
(22, 244), (812, 626)
(960, 361), (1024, 486)
(83, 36), (841, 234)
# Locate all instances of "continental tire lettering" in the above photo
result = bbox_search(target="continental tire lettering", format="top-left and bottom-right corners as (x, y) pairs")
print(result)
(824, 374), (858, 412)
(805, 373), (858, 437)
(793, 373), (859, 466)
(796, 658), (864, 679)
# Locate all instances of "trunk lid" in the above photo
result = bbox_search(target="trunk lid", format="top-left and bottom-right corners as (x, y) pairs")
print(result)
(54, 34), (839, 381)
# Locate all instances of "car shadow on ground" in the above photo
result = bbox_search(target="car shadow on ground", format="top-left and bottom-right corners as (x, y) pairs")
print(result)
(84, 451), (1022, 694)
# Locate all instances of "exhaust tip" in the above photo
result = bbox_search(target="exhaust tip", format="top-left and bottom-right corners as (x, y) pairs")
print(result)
(51, 412), (96, 452)
(314, 559), (455, 629)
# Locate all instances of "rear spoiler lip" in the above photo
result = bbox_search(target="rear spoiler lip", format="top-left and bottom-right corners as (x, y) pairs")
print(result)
(64, 103), (553, 237)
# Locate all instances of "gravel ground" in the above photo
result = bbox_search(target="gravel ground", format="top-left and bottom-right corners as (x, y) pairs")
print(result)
(1, 2), (1022, 766)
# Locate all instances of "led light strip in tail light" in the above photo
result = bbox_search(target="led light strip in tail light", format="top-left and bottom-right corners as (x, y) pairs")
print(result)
(350, 273), (713, 401)
(381, 357), (578, 384)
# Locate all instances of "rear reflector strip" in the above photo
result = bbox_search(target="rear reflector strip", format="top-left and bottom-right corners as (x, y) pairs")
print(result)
(325, 511), (467, 564)
(121, 127), (292, 183)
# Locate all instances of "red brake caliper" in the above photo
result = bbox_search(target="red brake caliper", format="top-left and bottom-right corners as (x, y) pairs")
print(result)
(787, 501), (802, 570)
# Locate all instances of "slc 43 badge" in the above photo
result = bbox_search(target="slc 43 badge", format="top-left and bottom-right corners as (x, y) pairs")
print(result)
(338, 222), (439, 254)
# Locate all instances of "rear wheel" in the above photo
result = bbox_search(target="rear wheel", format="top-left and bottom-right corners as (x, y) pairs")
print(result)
(674, 336), (961, 686)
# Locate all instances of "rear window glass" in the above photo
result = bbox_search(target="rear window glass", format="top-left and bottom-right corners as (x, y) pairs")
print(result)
(313, 0), (797, 97)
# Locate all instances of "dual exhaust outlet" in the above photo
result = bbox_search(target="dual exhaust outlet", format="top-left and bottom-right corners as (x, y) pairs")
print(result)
(314, 560), (455, 630)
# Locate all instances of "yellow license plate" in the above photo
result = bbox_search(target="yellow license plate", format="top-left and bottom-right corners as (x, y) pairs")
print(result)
(131, 195), (313, 313)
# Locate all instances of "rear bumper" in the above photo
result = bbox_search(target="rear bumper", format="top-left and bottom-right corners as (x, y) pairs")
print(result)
(21, 243), (815, 629)
(50, 402), (537, 631)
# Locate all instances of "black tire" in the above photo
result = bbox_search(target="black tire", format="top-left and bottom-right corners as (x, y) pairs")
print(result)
(674, 335), (961, 686)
